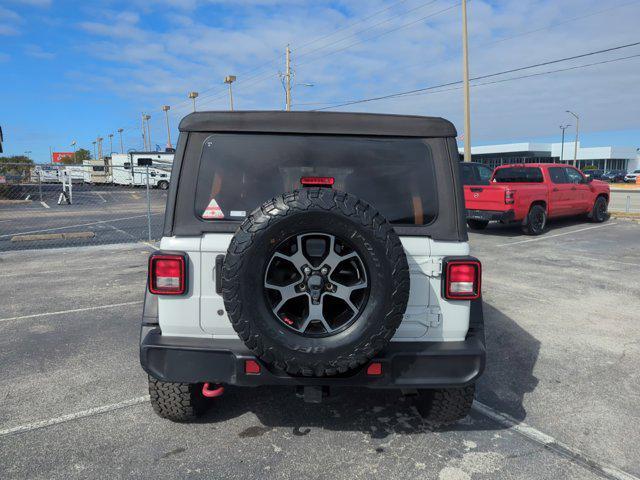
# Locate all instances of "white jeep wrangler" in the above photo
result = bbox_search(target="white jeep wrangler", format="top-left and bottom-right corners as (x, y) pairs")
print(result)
(140, 111), (485, 425)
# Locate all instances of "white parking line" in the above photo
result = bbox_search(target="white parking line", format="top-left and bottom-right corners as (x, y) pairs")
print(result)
(0, 396), (150, 437)
(473, 401), (639, 480)
(40, 201), (50, 209)
(0, 213), (163, 238)
(0, 301), (142, 323)
(496, 223), (617, 247)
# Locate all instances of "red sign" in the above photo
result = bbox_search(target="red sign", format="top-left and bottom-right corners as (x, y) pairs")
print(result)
(52, 152), (74, 163)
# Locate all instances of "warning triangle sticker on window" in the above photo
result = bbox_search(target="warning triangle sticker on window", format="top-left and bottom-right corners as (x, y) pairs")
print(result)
(202, 198), (225, 219)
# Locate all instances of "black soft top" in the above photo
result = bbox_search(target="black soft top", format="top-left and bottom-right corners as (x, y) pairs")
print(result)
(179, 111), (457, 138)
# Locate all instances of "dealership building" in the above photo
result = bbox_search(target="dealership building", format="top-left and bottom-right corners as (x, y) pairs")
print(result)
(460, 142), (640, 172)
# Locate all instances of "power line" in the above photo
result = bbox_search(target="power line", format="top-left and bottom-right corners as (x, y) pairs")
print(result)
(485, 0), (639, 47)
(296, 2), (459, 69)
(311, 40), (640, 110)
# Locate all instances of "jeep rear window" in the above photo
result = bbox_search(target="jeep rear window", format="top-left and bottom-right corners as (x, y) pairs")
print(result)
(194, 134), (438, 225)
(493, 167), (543, 183)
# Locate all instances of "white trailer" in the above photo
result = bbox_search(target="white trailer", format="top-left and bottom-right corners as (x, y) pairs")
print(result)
(31, 165), (60, 183)
(82, 159), (112, 184)
(111, 152), (173, 189)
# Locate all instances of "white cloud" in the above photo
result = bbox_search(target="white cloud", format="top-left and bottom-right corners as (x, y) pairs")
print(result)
(71, 0), (640, 143)
(24, 44), (56, 59)
(0, 6), (21, 35)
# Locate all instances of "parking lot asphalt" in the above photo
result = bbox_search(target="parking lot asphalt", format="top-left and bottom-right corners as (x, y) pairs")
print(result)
(0, 186), (167, 251)
(0, 218), (639, 479)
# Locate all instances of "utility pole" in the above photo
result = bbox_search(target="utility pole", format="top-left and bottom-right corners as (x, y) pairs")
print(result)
(141, 113), (147, 151)
(144, 115), (152, 151)
(117, 128), (124, 153)
(559, 124), (571, 162)
(224, 76), (236, 111)
(462, 0), (472, 162)
(188, 91), (199, 112)
(566, 110), (580, 167)
(162, 105), (172, 149)
(97, 137), (103, 161)
(285, 45), (292, 111)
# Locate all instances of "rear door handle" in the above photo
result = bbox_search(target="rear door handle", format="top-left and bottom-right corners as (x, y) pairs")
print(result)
(470, 187), (483, 192)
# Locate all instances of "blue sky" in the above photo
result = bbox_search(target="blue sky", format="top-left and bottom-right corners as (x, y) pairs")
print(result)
(1, 0), (639, 162)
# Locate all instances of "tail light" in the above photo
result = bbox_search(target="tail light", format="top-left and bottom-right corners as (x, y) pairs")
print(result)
(148, 253), (187, 295)
(505, 189), (515, 205)
(301, 176), (334, 187)
(444, 259), (481, 300)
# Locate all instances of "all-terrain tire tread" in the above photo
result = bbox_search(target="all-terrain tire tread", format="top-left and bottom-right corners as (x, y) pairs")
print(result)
(148, 375), (208, 422)
(221, 188), (409, 377)
(416, 385), (475, 426)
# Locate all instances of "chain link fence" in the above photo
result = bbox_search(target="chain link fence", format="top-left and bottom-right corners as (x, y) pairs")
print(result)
(0, 163), (169, 251)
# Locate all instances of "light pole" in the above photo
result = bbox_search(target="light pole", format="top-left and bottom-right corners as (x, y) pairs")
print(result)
(461, 0), (472, 162)
(141, 113), (147, 150)
(188, 91), (199, 112)
(92, 141), (97, 160)
(224, 76), (236, 111)
(108, 134), (114, 156)
(162, 105), (172, 149)
(559, 124), (571, 162)
(144, 115), (152, 151)
(70, 141), (77, 163)
(566, 110), (579, 167)
(117, 128), (124, 153)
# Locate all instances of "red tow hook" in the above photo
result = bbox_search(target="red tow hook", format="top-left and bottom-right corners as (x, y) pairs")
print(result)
(202, 383), (225, 398)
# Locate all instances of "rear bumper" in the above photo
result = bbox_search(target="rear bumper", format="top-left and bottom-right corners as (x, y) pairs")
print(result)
(140, 301), (486, 389)
(466, 209), (515, 223)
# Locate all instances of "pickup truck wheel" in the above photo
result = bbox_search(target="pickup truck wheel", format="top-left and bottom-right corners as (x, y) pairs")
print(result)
(522, 205), (546, 235)
(157, 180), (169, 190)
(222, 188), (410, 377)
(467, 219), (489, 230)
(148, 375), (211, 422)
(591, 196), (608, 223)
(415, 385), (475, 426)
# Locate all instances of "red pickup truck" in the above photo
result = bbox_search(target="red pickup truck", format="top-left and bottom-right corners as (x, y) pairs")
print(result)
(464, 163), (610, 235)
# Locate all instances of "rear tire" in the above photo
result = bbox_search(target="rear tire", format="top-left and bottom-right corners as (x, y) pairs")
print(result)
(590, 196), (608, 223)
(467, 219), (489, 230)
(521, 205), (546, 235)
(148, 375), (211, 422)
(415, 385), (475, 426)
(157, 181), (169, 190)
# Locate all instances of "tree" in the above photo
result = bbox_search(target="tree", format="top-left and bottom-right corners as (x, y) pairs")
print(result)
(60, 148), (91, 164)
(0, 155), (34, 176)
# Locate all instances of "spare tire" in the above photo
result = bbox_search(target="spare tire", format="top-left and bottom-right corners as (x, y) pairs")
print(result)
(221, 188), (410, 377)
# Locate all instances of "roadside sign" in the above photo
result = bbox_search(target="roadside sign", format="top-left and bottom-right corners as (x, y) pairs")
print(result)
(52, 152), (74, 163)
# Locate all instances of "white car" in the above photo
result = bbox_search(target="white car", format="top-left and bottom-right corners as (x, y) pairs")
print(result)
(140, 111), (485, 426)
(624, 170), (640, 183)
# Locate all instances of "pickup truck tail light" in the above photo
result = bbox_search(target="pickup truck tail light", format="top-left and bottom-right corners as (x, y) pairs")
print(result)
(148, 253), (187, 295)
(443, 259), (481, 300)
(505, 189), (515, 205)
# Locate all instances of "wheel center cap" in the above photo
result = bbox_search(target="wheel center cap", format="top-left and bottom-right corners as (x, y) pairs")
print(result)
(307, 273), (324, 290)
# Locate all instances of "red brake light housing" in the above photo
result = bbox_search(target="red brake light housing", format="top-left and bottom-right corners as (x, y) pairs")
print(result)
(148, 253), (187, 295)
(443, 258), (481, 300)
(505, 189), (515, 205)
(300, 176), (334, 187)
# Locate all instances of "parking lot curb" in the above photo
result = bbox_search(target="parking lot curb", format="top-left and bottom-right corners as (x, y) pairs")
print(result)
(11, 231), (96, 242)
